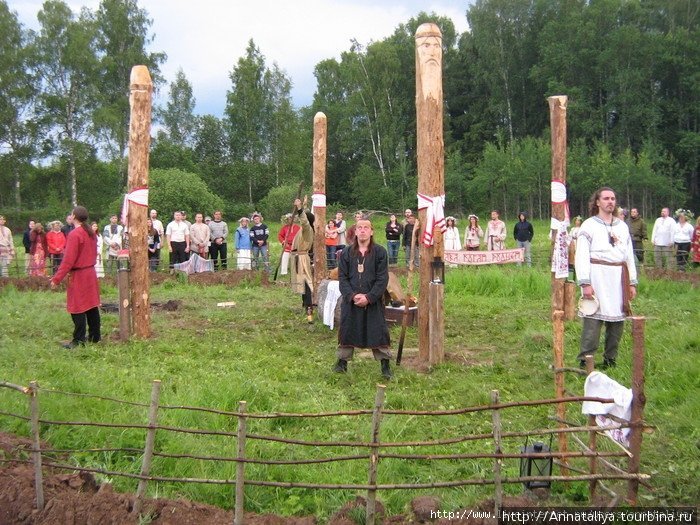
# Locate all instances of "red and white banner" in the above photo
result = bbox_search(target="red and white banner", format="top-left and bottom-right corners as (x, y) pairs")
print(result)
(445, 248), (524, 266)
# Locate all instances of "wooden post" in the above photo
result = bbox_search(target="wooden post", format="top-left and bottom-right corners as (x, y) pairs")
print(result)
(28, 381), (44, 511)
(490, 390), (503, 517)
(552, 310), (568, 473)
(428, 281), (444, 365)
(234, 401), (247, 525)
(548, 95), (568, 313)
(127, 65), (153, 339)
(415, 23), (445, 363)
(626, 317), (646, 505)
(117, 261), (131, 341)
(133, 379), (161, 517)
(585, 355), (598, 501)
(564, 281), (577, 321)
(366, 384), (386, 525)
(312, 112), (327, 307)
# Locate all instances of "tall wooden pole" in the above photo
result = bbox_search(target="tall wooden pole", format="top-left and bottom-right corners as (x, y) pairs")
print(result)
(312, 112), (327, 307)
(415, 23), (445, 363)
(548, 95), (568, 315)
(128, 65), (152, 339)
(626, 317), (646, 505)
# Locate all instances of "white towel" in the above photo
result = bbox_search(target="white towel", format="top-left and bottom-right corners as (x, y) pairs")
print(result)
(582, 371), (633, 446)
(323, 280), (342, 330)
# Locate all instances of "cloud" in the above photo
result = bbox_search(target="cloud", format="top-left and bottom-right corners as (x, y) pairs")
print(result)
(14, 0), (469, 115)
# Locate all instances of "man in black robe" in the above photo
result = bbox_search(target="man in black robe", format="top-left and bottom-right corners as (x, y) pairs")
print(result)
(334, 218), (392, 379)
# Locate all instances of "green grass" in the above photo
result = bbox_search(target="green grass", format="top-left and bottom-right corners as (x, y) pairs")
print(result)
(1, 224), (698, 519)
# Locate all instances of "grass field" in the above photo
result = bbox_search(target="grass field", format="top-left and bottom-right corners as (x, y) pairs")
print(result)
(0, 219), (698, 519)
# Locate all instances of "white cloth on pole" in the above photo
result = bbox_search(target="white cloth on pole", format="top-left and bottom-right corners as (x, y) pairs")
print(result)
(417, 193), (446, 246)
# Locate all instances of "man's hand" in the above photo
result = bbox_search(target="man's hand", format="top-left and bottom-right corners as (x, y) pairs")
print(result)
(50, 280), (57, 290)
(629, 285), (637, 300)
(581, 284), (595, 299)
(353, 293), (369, 307)
(185, 245), (190, 253)
(168, 244), (173, 252)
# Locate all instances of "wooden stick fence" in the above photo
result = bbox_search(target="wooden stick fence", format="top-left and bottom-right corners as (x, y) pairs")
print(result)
(552, 311), (649, 506)
(0, 382), (651, 525)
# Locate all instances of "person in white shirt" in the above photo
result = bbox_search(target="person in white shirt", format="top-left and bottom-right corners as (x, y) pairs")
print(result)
(575, 187), (637, 369)
(651, 207), (676, 269)
(673, 212), (694, 271)
(150, 209), (164, 237)
(102, 214), (123, 274)
(166, 211), (190, 269)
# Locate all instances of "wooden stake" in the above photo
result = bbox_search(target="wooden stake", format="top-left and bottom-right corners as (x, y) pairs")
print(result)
(415, 23), (445, 363)
(235, 401), (247, 525)
(548, 95), (568, 314)
(396, 222), (419, 365)
(627, 317), (646, 505)
(133, 379), (161, 517)
(552, 310), (568, 473)
(117, 263), (131, 341)
(29, 381), (44, 511)
(428, 281), (444, 365)
(585, 355), (598, 501)
(127, 65), (153, 339)
(312, 112), (327, 307)
(491, 390), (503, 517)
(366, 384), (386, 525)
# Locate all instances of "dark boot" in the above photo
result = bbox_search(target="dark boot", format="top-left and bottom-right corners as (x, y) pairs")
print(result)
(333, 359), (347, 373)
(602, 358), (616, 369)
(380, 359), (393, 379)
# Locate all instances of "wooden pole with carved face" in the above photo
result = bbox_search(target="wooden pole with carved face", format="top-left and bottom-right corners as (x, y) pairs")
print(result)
(312, 112), (327, 307)
(127, 65), (152, 339)
(415, 23), (445, 364)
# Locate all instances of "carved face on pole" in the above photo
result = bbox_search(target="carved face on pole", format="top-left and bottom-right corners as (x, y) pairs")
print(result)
(416, 29), (442, 99)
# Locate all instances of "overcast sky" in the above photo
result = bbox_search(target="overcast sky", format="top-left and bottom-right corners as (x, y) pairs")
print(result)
(13, 0), (470, 116)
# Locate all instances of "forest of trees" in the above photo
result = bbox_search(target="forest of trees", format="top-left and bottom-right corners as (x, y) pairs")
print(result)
(0, 0), (698, 227)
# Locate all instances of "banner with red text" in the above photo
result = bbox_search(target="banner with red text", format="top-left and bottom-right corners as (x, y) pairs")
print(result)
(444, 249), (524, 266)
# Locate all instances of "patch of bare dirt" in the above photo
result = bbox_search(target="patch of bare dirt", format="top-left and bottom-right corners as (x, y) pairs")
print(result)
(643, 268), (699, 285)
(0, 431), (558, 525)
(0, 270), (265, 292)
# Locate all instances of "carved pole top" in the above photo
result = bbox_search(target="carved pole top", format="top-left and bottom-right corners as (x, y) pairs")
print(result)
(130, 65), (153, 91)
(314, 111), (327, 123)
(415, 22), (442, 40)
(547, 95), (568, 109)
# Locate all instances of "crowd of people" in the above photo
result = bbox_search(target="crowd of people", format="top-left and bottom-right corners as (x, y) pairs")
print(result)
(2, 203), (699, 279)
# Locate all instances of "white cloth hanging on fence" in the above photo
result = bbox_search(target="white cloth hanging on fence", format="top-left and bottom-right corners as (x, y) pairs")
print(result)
(173, 253), (214, 274)
(582, 371), (632, 446)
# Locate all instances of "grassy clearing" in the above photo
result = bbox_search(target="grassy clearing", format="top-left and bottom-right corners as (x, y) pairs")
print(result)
(1, 223), (698, 519)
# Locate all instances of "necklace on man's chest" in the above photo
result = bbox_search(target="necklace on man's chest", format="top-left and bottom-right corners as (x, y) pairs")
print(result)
(358, 251), (367, 274)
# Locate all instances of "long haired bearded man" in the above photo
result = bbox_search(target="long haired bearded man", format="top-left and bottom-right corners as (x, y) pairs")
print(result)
(334, 218), (392, 379)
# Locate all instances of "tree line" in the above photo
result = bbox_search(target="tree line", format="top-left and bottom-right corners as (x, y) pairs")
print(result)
(0, 0), (697, 228)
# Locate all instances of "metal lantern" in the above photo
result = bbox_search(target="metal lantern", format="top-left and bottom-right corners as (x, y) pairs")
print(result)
(430, 256), (445, 284)
(519, 440), (553, 489)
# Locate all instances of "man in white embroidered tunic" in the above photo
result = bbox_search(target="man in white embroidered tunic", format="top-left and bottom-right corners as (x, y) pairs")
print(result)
(575, 187), (638, 368)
